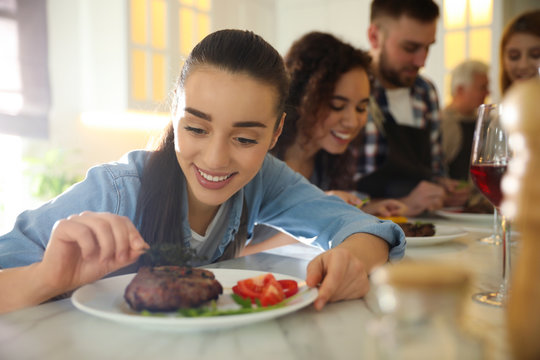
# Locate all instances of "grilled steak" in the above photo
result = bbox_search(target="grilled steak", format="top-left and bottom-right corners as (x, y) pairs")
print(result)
(398, 222), (436, 237)
(124, 266), (223, 312)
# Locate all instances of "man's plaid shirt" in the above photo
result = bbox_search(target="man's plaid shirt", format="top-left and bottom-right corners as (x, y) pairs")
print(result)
(355, 75), (445, 181)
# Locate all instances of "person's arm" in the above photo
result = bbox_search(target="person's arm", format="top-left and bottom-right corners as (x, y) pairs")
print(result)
(249, 156), (405, 310)
(0, 212), (148, 314)
(306, 233), (389, 310)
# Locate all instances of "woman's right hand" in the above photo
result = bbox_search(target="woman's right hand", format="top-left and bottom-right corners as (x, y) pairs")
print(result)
(400, 180), (445, 216)
(38, 211), (149, 296)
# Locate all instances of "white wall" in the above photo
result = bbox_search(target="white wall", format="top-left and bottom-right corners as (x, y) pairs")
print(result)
(275, 0), (372, 54)
(212, 0), (276, 44)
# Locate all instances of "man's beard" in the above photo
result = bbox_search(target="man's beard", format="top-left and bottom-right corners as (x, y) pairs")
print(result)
(379, 47), (419, 88)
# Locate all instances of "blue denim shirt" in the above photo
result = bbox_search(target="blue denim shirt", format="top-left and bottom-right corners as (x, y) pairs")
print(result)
(0, 150), (406, 269)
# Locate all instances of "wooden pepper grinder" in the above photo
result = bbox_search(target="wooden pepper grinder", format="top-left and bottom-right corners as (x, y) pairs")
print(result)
(501, 77), (540, 360)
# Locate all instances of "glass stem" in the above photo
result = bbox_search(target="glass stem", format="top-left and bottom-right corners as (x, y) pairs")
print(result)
(493, 208), (501, 243)
(498, 209), (512, 303)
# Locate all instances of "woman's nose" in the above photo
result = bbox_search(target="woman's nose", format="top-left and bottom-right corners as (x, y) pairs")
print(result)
(341, 107), (364, 129)
(203, 137), (230, 168)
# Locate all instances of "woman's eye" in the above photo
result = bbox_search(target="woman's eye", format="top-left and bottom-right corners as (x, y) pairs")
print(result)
(329, 103), (345, 111)
(507, 51), (521, 61)
(529, 49), (540, 59)
(356, 105), (367, 113)
(184, 126), (206, 135)
(236, 137), (258, 145)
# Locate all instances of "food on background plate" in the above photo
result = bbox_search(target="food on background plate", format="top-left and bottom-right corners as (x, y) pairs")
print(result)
(462, 193), (493, 214)
(124, 266), (223, 312)
(398, 222), (436, 237)
(377, 216), (408, 223)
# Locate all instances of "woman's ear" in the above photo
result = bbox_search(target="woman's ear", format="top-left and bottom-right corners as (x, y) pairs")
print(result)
(269, 112), (286, 149)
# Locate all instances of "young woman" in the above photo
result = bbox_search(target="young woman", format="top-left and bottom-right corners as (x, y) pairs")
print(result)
(272, 31), (406, 216)
(0, 30), (405, 314)
(500, 10), (540, 95)
(241, 32), (406, 256)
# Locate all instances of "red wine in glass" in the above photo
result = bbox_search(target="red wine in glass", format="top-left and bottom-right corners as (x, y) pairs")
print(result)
(470, 164), (508, 208)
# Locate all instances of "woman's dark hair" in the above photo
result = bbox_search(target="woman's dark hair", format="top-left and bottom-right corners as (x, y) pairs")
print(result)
(135, 30), (289, 259)
(500, 10), (540, 94)
(272, 31), (372, 190)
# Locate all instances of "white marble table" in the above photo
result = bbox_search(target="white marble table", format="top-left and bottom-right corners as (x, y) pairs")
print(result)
(0, 215), (515, 360)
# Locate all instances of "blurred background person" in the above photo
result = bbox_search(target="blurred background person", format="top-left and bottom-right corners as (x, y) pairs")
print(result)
(242, 31), (407, 256)
(356, 0), (470, 216)
(272, 31), (407, 217)
(500, 9), (540, 95)
(441, 60), (490, 181)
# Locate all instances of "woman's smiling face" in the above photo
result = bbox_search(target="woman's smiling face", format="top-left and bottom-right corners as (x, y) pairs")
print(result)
(504, 32), (540, 84)
(312, 68), (370, 154)
(174, 66), (283, 208)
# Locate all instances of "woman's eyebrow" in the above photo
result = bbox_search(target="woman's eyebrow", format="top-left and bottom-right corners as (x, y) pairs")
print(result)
(185, 107), (211, 120)
(332, 95), (349, 102)
(333, 95), (370, 104)
(233, 121), (267, 128)
(185, 107), (267, 128)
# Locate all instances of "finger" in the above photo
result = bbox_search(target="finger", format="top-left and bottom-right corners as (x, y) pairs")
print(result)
(306, 255), (324, 288)
(127, 221), (149, 258)
(312, 255), (344, 310)
(95, 213), (148, 264)
(51, 218), (100, 259)
(104, 215), (131, 263)
(378, 207), (391, 217)
(70, 213), (116, 263)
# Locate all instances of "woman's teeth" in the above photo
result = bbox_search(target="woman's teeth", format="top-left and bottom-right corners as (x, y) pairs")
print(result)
(198, 169), (231, 182)
(331, 130), (351, 140)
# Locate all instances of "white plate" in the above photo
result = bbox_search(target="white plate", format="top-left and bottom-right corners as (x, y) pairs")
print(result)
(72, 268), (318, 331)
(406, 224), (468, 247)
(435, 207), (493, 223)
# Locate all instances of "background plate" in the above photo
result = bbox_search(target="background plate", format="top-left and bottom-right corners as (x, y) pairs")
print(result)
(406, 224), (468, 246)
(435, 207), (493, 223)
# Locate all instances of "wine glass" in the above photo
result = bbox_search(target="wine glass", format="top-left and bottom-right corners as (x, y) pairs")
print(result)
(469, 103), (512, 307)
(478, 208), (501, 244)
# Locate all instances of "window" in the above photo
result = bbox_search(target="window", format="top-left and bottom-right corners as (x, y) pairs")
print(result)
(442, 0), (494, 104)
(0, 0), (51, 138)
(127, 0), (211, 111)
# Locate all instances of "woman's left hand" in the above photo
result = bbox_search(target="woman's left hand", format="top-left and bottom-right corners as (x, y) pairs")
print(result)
(305, 233), (389, 310)
(306, 247), (369, 310)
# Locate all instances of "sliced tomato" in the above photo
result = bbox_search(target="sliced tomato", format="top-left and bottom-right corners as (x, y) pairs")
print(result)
(259, 281), (285, 306)
(232, 273), (288, 306)
(277, 279), (298, 298)
(235, 274), (272, 298)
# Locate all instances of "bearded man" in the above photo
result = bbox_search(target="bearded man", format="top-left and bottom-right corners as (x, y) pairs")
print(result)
(355, 0), (470, 216)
